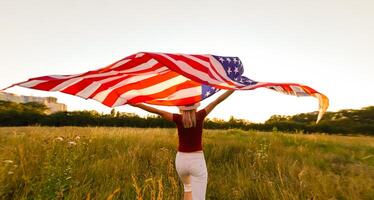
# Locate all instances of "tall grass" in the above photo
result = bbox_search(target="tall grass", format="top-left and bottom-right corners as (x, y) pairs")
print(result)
(0, 127), (373, 199)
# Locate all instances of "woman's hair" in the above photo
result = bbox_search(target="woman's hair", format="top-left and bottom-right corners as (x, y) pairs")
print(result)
(180, 109), (197, 128)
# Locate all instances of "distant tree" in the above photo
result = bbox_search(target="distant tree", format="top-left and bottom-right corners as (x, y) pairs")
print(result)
(0, 100), (373, 135)
(110, 108), (116, 117)
(22, 102), (49, 114)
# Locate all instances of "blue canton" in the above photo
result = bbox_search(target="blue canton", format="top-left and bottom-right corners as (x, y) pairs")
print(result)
(201, 55), (258, 100)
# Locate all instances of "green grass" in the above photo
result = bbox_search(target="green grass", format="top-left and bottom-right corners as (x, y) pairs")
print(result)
(0, 127), (374, 200)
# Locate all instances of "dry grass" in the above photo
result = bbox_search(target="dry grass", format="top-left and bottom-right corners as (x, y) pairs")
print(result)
(0, 127), (373, 199)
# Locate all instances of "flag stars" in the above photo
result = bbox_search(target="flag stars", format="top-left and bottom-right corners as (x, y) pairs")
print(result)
(234, 67), (239, 74)
(233, 58), (238, 63)
(219, 57), (225, 62)
(226, 58), (231, 62)
(205, 91), (211, 97)
(227, 67), (232, 74)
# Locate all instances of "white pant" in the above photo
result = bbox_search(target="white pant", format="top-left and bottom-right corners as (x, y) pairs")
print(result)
(175, 151), (208, 200)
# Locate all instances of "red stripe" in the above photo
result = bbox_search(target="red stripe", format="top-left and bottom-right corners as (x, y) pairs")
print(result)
(166, 54), (215, 79)
(96, 53), (139, 73)
(145, 95), (201, 106)
(181, 55), (235, 86)
(87, 76), (135, 98)
(31, 72), (120, 91)
(108, 54), (152, 72)
(146, 53), (213, 86)
(32, 78), (72, 91)
(61, 62), (165, 96)
(127, 80), (201, 104)
(102, 71), (180, 106)
(60, 74), (125, 95)
(86, 63), (166, 98)
(298, 85), (317, 94)
(239, 82), (318, 95)
(27, 75), (69, 81)
(191, 54), (210, 62)
(125, 62), (164, 75)
(206, 56), (238, 86)
(147, 53), (236, 90)
(188, 55), (240, 87)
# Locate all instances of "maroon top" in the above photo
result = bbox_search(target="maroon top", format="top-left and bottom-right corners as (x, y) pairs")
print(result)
(172, 109), (207, 152)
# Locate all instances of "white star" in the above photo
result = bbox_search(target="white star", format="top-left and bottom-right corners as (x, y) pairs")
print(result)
(226, 58), (231, 62)
(234, 67), (239, 73)
(227, 67), (232, 74)
(219, 57), (225, 62)
(205, 91), (211, 97)
(233, 58), (238, 63)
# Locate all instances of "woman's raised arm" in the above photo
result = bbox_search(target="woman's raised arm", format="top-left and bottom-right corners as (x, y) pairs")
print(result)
(203, 90), (234, 115)
(130, 103), (173, 121)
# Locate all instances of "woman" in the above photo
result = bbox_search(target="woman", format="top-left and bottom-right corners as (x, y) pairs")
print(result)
(130, 90), (234, 200)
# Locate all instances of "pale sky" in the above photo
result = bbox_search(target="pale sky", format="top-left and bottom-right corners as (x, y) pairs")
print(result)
(1, 0), (373, 122)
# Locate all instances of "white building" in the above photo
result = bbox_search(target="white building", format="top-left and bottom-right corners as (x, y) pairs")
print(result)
(0, 92), (67, 114)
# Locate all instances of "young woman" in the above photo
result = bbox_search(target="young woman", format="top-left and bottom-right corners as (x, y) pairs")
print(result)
(130, 90), (234, 200)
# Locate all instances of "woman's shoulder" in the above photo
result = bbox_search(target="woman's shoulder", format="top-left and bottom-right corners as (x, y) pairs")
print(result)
(172, 113), (181, 122)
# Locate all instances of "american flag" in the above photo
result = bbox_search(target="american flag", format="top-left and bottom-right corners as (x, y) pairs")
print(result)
(2, 52), (329, 122)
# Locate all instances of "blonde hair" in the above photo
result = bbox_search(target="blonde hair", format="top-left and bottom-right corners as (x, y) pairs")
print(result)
(180, 109), (197, 128)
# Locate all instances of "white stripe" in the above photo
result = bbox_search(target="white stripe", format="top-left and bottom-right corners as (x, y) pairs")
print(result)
(50, 78), (84, 91)
(265, 86), (290, 95)
(76, 83), (101, 99)
(109, 52), (146, 70)
(48, 73), (85, 79)
(239, 82), (269, 90)
(55, 70), (119, 82)
(109, 59), (131, 69)
(76, 76), (128, 98)
(290, 85), (303, 92)
(119, 66), (169, 75)
(135, 53), (145, 58)
(157, 53), (233, 88)
(154, 66), (170, 74)
(19, 80), (46, 88)
(183, 55), (226, 83)
(112, 75), (189, 107)
(92, 73), (158, 102)
(269, 86), (284, 92)
(208, 55), (245, 87)
(155, 86), (201, 101)
(119, 59), (158, 73)
(49, 70), (121, 91)
(290, 85), (308, 96)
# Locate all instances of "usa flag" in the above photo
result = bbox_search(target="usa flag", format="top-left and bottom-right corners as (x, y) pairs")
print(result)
(3, 52), (329, 122)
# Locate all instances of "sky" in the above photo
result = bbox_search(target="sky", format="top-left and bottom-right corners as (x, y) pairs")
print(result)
(0, 0), (373, 122)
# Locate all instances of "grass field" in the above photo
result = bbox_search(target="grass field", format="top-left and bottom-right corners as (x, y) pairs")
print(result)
(0, 127), (374, 200)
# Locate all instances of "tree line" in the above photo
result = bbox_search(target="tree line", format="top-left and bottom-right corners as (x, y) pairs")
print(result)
(0, 100), (373, 135)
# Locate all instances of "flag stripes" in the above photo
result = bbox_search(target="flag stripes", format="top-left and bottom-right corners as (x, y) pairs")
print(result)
(3, 52), (329, 122)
